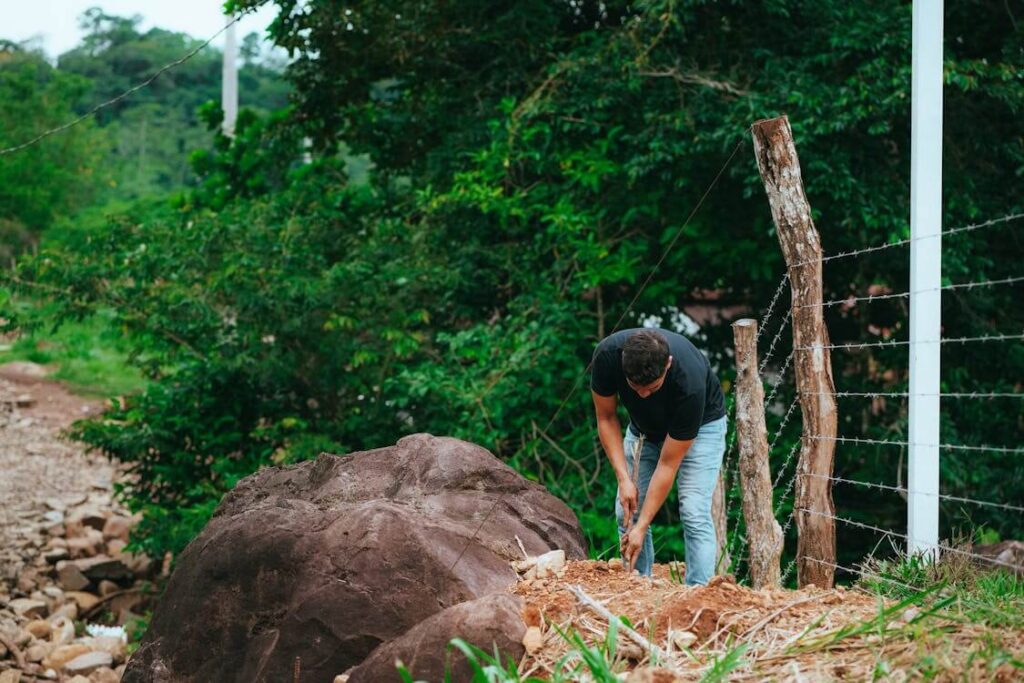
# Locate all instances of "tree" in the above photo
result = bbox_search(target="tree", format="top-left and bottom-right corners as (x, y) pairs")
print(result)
(0, 43), (106, 259)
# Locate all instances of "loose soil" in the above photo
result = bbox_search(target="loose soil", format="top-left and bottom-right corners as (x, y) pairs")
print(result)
(513, 560), (1024, 681)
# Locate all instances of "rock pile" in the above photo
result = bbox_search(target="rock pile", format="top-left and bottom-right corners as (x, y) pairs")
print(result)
(0, 499), (157, 682)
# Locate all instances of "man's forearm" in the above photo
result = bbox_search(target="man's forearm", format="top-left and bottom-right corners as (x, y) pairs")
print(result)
(635, 462), (676, 528)
(596, 415), (629, 482)
(636, 439), (691, 528)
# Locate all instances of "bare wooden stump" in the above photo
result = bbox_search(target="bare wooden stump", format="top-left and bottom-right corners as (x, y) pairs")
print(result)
(732, 318), (784, 588)
(751, 115), (838, 589)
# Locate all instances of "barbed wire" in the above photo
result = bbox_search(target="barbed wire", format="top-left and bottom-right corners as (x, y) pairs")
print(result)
(798, 274), (1024, 310)
(758, 275), (790, 340)
(797, 507), (1023, 572)
(793, 332), (1024, 353)
(788, 212), (1024, 271)
(762, 352), (793, 407)
(800, 472), (1024, 513)
(758, 310), (792, 375)
(799, 390), (1024, 400)
(0, 15), (245, 156)
(808, 434), (1024, 455)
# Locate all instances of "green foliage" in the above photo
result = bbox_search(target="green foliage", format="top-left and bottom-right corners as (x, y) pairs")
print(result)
(860, 550), (1024, 630)
(0, 44), (107, 253)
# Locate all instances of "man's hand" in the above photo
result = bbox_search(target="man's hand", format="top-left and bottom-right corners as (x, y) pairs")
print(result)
(618, 478), (638, 528)
(620, 523), (646, 571)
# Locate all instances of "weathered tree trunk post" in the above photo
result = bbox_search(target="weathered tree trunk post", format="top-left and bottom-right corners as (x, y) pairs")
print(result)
(751, 115), (838, 589)
(711, 473), (731, 575)
(732, 318), (784, 588)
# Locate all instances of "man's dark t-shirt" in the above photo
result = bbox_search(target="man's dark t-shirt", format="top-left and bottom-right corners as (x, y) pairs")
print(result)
(591, 328), (726, 442)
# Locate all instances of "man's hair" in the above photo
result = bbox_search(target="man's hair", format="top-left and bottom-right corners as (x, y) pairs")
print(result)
(622, 329), (670, 385)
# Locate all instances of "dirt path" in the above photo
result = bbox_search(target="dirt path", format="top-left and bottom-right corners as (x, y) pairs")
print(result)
(0, 361), (117, 589)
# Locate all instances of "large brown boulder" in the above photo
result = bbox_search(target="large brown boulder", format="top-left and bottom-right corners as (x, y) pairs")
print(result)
(124, 434), (585, 682)
(347, 593), (527, 683)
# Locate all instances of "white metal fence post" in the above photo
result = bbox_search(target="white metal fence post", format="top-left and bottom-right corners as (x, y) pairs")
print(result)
(222, 15), (239, 138)
(908, 0), (943, 560)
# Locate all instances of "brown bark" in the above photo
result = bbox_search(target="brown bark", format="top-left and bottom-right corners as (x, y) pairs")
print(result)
(732, 318), (784, 588)
(711, 472), (731, 575)
(751, 115), (838, 589)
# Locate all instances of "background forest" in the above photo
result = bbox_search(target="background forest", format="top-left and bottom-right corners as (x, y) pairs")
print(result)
(2, 0), (1022, 584)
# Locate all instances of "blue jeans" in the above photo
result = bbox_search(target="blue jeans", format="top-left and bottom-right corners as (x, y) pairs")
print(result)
(615, 414), (727, 585)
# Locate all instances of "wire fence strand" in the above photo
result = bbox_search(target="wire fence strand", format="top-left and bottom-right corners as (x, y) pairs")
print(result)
(0, 15), (245, 156)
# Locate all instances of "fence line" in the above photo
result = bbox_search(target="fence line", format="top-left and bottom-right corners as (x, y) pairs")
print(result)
(800, 472), (1024, 513)
(808, 434), (1024, 455)
(799, 390), (1024, 400)
(796, 506), (1023, 572)
(787, 212), (1024, 270)
(793, 332), (1024, 353)
(0, 15), (246, 156)
(797, 274), (1024, 310)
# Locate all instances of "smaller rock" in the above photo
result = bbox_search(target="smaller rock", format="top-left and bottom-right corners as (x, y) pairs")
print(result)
(522, 626), (544, 655)
(48, 602), (78, 622)
(75, 556), (134, 583)
(66, 529), (104, 559)
(64, 651), (113, 676)
(97, 581), (119, 597)
(41, 587), (63, 601)
(80, 513), (108, 533)
(80, 636), (126, 665)
(56, 562), (91, 591)
(101, 516), (132, 543)
(616, 640), (644, 661)
(8, 598), (48, 619)
(65, 591), (101, 612)
(668, 629), (697, 650)
(87, 667), (119, 683)
(24, 619), (51, 639)
(44, 499), (67, 512)
(26, 642), (54, 662)
(68, 676), (91, 683)
(0, 669), (23, 683)
(44, 548), (70, 565)
(50, 617), (75, 646)
(43, 511), (65, 525)
(42, 643), (92, 670)
(607, 558), (624, 570)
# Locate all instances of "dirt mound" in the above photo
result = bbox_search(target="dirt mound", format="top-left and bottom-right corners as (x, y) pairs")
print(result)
(124, 434), (586, 683)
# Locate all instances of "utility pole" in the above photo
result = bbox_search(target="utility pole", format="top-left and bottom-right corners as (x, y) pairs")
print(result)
(908, 0), (943, 561)
(222, 13), (238, 137)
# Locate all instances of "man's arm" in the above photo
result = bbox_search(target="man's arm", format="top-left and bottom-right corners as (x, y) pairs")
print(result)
(592, 391), (628, 481)
(622, 434), (693, 569)
(635, 435), (693, 529)
(592, 391), (640, 523)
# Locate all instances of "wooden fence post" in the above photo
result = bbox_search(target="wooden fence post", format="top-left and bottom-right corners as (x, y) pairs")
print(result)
(751, 115), (838, 589)
(732, 318), (783, 588)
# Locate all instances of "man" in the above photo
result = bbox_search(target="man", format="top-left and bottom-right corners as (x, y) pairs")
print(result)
(591, 327), (727, 585)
